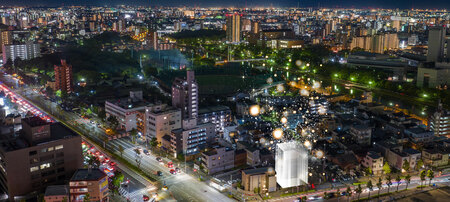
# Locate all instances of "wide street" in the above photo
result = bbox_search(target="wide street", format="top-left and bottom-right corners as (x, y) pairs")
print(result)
(269, 173), (450, 202)
(0, 72), (232, 202)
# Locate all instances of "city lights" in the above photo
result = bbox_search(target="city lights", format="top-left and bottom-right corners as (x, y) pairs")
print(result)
(272, 128), (284, 139)
(249, 105), (260, 116)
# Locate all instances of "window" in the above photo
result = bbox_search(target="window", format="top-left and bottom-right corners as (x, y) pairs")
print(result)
(40, 163), (51, 170)
(47, 147), (54, 152)
(30, 158), (39, 164)
(30, 166), (39, 172)
(29, 150), (37, 156)
(41, 148), (47, 153)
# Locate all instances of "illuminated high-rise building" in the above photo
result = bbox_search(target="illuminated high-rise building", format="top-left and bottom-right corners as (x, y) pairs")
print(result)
(54, 59), (73, 93)
(172, 70), (198, 120)
(226, 13), (241, 43)
(275, 141), (308, 188)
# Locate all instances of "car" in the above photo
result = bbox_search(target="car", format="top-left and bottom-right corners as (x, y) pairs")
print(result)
(167, 161), (173, 168)
(175, 167), (181, 173)
(143, 195), (150, 201)
(170, 169), (176, 175)
(162, 185), (168, 191)
(156, 157), (162, 162)
(157, 171), (163, 176)
(143, 150), (150, 155)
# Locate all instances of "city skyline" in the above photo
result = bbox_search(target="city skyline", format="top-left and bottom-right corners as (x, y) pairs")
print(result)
(2, 0), (450, 9)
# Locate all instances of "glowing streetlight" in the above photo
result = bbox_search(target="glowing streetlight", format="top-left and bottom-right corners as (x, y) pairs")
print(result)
(281, 117), (288, 124)
(249, 105), (260, 116)
(315, 150), (324, 159)
(266, 77), (273, 84)
(300, 89), (309, 96)
(276, 84), (285, 92)
(272, 128), (283, 139)
(304, 140), (311, 148)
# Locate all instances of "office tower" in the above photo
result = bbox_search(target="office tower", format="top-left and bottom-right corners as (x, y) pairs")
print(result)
(2, 42), (41, 64)
(226, 13), (241, 43)
(275, 141), (308, 188)
(429, 102), (450, 138)
(172, 70), (198, 120)
(427, 27), (446, 62)
(0, 117), (83, 200)
(54, 59), (73, 93)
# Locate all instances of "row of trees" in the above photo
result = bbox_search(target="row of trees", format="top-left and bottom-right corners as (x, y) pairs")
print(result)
(335, 169), (434, 201)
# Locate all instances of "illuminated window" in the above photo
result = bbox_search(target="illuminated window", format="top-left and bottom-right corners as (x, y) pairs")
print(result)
(30, 166), (39, 172)
(48, 147), (54, 152)
(40, 163), (51, 170)
(55, 145), (64, 150)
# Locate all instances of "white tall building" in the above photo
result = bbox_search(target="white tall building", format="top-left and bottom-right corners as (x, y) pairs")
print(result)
(2, 42), (41, 64)
(275, 141), (308, 188)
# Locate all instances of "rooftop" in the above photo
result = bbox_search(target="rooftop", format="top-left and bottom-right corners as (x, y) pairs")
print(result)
(242, 167), (272, 175)
(198, 105), (230, 115)
(71, 168), (106, 181)
(44, 185), (69, 196)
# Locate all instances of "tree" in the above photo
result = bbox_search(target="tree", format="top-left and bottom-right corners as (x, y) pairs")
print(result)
(236, 181), (242, 189)
(367, 180), (373, 199)
(336, 188), (341, 202)
(365, 166), (373, 176)
(346, 186), (352, 202)
(396, 175), (402, 192)
(134, 148), (142, 169)
(355, 184), (362, 201)
(376, 177), (382, 199)
(405, 174), (411, 190)
(83, 193), (90, 202)
(383, 162), (391, 174)
(118, 145), (124, 157)
(97, 109), (106, 121)
(323, 192), (328, 199)
(62, 197), (67, 202)
(420, 170), (427, 189)
(427, 170), (434, 186)
(416, 159), (424, 170)
(402, 159), (410, 172)
(112, 170), (125, 188)
(386, 175), (392, 194)
(149, 137), (158, 148)
(254, 187), (260, 194)
(130, 128), (138, 144)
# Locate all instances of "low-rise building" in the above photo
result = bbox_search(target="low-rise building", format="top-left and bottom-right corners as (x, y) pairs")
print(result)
(349, 125), (372, 146)
(201, 146), (234, 174)
(69, 168), (109, 202)
(386, 148), (421, 170)
(242, 167), (277, 193)
(169, 123), (216, 157)
(44, 185), (69, 202)
(361, 151), (384, 175)
(144, 104), (181, 144)
(404, 127), (434, 143)
(422, 148), (449, 167)
(198, 106), (232, 133)
(105, 91), (149, 132)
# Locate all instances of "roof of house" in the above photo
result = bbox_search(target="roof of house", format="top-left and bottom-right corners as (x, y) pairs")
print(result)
(70, 168), (106, 181)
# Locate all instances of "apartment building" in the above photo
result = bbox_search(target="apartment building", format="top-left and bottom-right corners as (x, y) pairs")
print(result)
(144, 104), (181, 144)
(0, 117), (82, 201)
(361, 151), (384, 175)
(201, 146), (234, 174)
(69, 169), (108, 202)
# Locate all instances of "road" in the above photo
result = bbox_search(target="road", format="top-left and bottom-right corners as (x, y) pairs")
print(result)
(269, 173), (450, 202)
(0, 72), (232, 202)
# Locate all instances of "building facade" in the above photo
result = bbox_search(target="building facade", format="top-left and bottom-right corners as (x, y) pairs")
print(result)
(226, 13), (241, 43)
(54, 59), (73, 93)
(242, 167), (277, 193)
(201, 146), (234, 174)
(275, 141), (308, 188)
(172, 70), (198, 120)
(0, 117), (82, 201)
(2, 42), (40, 64)
(69, 169), (109, 202)
(144, 104), (181, 144)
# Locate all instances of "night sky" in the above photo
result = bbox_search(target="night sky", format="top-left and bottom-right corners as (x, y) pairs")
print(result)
(3, 0), (450, 9)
